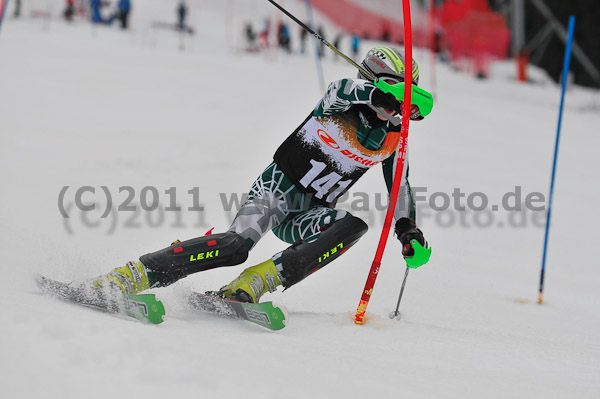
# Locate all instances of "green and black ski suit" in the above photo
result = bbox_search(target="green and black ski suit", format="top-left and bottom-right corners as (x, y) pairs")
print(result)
(227, 78), (416, 284)
(141, 78), (418, 288)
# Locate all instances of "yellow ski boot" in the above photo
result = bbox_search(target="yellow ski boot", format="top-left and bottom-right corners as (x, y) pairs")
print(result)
(91, 261), (150, 295)
(220, 259), (282, 303)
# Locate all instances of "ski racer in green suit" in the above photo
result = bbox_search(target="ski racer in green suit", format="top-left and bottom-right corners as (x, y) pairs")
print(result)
(88, 47), (432, 303)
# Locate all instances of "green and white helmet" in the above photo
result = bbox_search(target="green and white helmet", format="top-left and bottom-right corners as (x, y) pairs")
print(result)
(358, 46), (420, 85)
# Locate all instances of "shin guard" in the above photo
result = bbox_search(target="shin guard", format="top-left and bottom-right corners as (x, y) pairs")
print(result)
(140, 232), (249, 286)
(280, 216), (368, 289)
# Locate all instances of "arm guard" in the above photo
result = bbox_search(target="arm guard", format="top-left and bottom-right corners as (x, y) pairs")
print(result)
(382, 151), (416, 221)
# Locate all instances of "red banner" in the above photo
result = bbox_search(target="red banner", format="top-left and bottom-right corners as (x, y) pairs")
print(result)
(311, 0), (510, 76)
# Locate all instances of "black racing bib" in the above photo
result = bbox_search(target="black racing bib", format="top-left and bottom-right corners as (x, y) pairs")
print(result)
(274, 112), (398, 206)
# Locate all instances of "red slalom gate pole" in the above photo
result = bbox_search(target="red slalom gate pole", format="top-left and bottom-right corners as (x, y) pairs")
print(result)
(354, 0), (414, 325)
(429, 0), (437, 99)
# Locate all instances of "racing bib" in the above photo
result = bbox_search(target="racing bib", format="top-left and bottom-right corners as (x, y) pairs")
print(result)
(274, 113), (399, 206)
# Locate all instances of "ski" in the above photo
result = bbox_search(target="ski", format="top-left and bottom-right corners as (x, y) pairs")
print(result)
(35, 275), (166, 324)
(188, 292), (287, 330)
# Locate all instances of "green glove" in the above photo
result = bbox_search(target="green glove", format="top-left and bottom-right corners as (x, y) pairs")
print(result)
(405, 239), (432, 269)
(374, 80), (434, 117)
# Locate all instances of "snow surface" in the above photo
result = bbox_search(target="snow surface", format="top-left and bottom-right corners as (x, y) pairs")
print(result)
(1, 1), (599, 398)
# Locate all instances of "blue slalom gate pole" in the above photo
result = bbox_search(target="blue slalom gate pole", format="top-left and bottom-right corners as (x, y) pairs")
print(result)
(538, 16), (575, 305)
(304, 0), (326, 93)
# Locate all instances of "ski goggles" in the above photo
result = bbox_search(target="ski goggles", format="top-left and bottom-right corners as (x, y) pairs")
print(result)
(380, 76), (403, 85)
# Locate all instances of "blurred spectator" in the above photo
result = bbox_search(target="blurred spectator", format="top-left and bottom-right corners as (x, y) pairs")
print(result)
(351, 32), (360, 58)
(245, 22), (259, 52)
(64, 0), (75, 21)
(177, 0), (187, 32)
(278, 22), (291, 52)
(113, 0), (131, 29)
(332, 32), (342, 50)
(90, 0), (130, 28)
(258, 18), (270, 48)
(90, 0), (104, 23)
(317, 26), (325, 58)
(380, 21), (391, 42)
(435, 29), (450, 63)
(300, 27), (308, 54)
(76, 0), (87, 17)
(13, 0), (22, 18)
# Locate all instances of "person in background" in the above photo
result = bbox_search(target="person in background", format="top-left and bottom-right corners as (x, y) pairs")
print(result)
(13, 0), (22, 18)
(317, 26), (325, 58)
(114, 0), (131, 29)
(351, 32), (360, 58)
(177, 0), (187, 32)
(258, 18), (270, 48)
(245, 22), (259, 52)
(332, 32), (343, 57)
(300, 26), (308, 54)
(90, 0), (104, 24)
(278, 22), (291, 52)
(381, 21), (391, 42)
(64, 0), (75, 21)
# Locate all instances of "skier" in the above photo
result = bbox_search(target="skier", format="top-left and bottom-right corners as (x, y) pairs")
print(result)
(86, 47), (431, 304)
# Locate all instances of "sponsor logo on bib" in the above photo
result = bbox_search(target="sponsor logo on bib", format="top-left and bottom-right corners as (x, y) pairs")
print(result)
(317, 129), (340, 149)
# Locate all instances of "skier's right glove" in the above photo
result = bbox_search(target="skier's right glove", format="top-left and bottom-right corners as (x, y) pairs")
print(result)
(394, 218), (431, 268)
(371, 88), (401, 114)
(371, 89), (424, 120)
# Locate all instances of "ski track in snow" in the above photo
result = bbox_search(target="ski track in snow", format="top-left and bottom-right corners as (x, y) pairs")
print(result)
(1, 1), (599, 398)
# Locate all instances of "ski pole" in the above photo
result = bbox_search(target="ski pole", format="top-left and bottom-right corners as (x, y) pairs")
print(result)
(264, 0), (433, 117)
(389, 267), (410, 320)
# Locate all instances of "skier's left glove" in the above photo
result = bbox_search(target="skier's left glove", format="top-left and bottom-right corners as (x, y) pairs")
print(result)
(394, 218), (431, 268)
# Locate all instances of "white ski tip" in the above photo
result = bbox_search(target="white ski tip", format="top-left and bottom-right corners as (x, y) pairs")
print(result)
(272, 300), (289, 321)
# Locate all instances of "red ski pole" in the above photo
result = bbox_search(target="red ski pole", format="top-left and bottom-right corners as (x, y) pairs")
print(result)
(354, 0), (414, 325)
